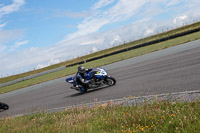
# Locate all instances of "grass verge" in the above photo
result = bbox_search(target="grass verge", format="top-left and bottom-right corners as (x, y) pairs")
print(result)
(0, 30), (200, 94)
(1, 100), (200, 132)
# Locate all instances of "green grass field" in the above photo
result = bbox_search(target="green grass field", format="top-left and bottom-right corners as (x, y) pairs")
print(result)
(0, 29), (200, 94)
(1, 100), (200, 133)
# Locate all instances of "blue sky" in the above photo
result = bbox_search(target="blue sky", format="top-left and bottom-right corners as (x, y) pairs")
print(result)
(0, 0), (200, 77)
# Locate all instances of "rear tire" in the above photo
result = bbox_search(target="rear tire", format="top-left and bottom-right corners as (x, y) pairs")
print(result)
(104, 77), (116, 86)
(0, 102), (9, 110)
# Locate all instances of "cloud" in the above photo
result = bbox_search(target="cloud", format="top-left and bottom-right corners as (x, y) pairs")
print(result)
(92, 0), (115, 10)
(65, 11), (90, 19)
(0, 0), (25, 18)
(144, 29), (154, 36)
(0, 4), (4, 8)
(65, 0), (148, 41)
(173, 15), (188, 24)
(65, 0), (200, 42)
(53, 10), (91, 19)
(0, 29), (24, 46)
(92, 47), (98, 53)
(0, 0), (25, 51)
(110, 35), (122, 45)
(0, 22), (7, 29)
(0, 46), (6, 51)
(166, 0), (182, 7)
(9, 40), (29, 51)
(36, 58), (60, 69)
(79, 39), (103, 45)
(65, 24), (76, 28)
(14, 40), (29, 47)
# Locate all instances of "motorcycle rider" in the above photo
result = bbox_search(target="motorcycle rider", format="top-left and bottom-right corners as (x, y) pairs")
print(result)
(75, 65), (94, 93)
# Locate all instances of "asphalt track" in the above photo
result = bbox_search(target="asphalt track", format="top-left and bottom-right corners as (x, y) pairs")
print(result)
(0, 40), (200, 118)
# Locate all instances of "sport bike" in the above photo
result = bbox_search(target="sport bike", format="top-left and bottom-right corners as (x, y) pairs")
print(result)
(66, 68), (116, 93)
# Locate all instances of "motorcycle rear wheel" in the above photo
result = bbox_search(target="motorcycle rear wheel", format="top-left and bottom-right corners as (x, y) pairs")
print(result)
(0, 102), (9, 110)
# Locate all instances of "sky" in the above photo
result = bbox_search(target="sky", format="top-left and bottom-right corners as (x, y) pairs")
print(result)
(0, 0), (200, 77)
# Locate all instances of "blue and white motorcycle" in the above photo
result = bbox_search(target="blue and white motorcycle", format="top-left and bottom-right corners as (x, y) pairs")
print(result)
(66, 68), (116, 93)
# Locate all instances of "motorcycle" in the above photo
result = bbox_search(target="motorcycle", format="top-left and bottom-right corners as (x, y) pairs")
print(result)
(66, 67), (116, 93)
(0, 102), (9, 111)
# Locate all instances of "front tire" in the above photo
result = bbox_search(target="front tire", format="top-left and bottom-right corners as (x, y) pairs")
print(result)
(104, 77), (116, 86)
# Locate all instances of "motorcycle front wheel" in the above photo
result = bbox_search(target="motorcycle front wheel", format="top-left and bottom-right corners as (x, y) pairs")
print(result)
(104, 77), (116, 86)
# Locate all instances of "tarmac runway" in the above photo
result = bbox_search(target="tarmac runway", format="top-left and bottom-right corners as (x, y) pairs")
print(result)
(0, 39), (200, 118)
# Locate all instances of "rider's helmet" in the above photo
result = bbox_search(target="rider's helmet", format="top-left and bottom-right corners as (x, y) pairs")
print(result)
(78, 65), (85, 74)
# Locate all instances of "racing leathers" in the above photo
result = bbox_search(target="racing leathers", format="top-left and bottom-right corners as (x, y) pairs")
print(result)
(75, 68), (93, 88)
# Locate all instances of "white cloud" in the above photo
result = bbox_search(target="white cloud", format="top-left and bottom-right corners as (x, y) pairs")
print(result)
(65, 11), (90, 18)
(166, 0), (182, 7)
(9, 40), (29, 51)
(144, 29), (154, 36)
(79, 39), (103, 45)
(64, 0), (200, 42)
(92, 0), (115, 10)
(110, 35), (122, 45)
(36, 58), (60, 69)
(0, 4), (4, 8)
(65, 0), (148, 41)
(92, 47), (98, 53)
(53, 10), (91, 19)
(0, 22), (7, 29)
(36, 64), (48, 69)
(0, 46), (6, 51)
(132, 17), (152, 25)
(14, 40), (29, 47)
(173, 15), (188, 24)
(0, 0), (25, 52)
(0, 29), (24, 46)
(90, 0), (199, 41)
(0, 0), (25, 18)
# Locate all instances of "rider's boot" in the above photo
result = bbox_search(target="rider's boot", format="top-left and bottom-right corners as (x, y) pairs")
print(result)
(80, 87), (85, 94)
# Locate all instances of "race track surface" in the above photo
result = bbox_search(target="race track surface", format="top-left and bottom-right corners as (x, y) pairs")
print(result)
(1, 40), (200, 118)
